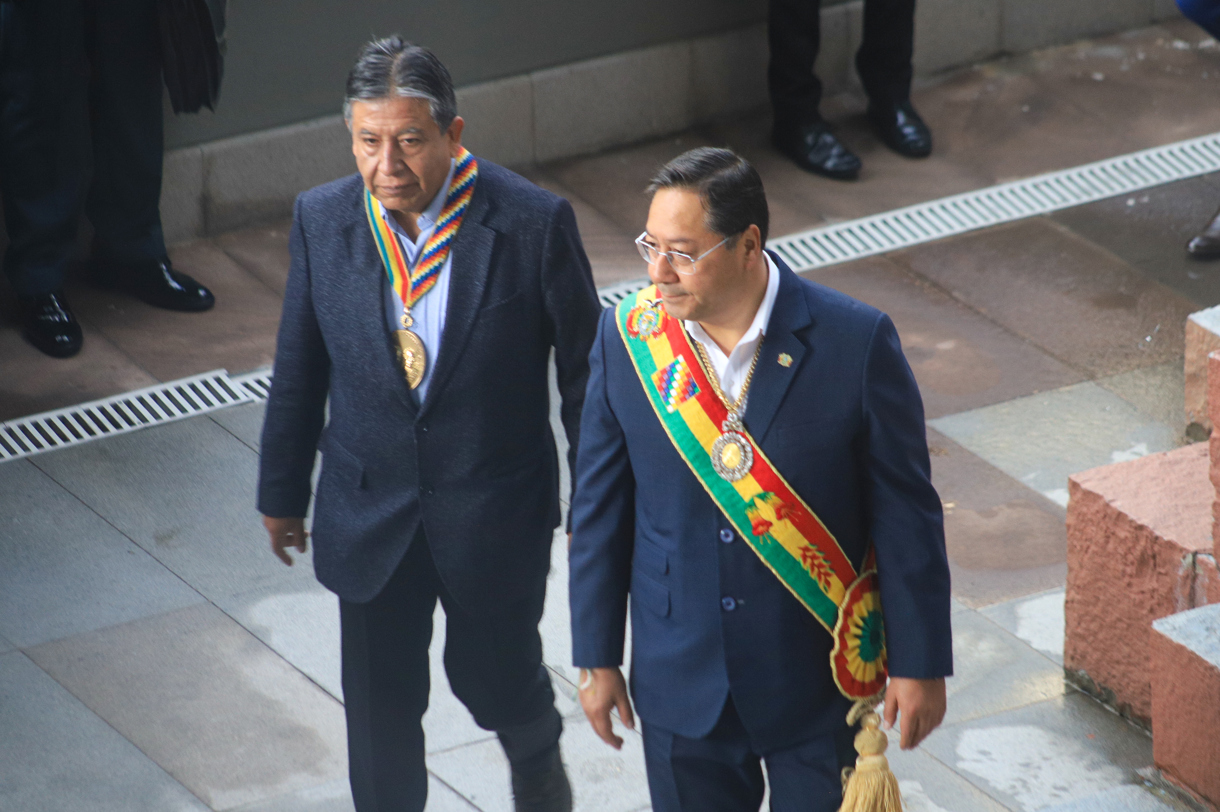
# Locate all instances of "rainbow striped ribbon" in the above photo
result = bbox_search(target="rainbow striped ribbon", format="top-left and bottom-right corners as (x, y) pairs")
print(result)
(364, 147), (479, 313)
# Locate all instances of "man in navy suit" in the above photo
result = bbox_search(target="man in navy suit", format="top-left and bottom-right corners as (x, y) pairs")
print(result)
(257, 38), (600, 812)
(569, 147), (952, 811)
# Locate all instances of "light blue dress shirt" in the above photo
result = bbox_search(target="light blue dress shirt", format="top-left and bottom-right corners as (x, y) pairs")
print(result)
(379, 158), (456, 402)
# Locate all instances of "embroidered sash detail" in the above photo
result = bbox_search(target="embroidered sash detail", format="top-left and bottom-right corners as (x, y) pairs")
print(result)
(616, 285), (887, 700)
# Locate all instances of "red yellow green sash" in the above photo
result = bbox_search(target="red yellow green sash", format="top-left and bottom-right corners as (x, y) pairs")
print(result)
(364, 147), (478, 312)
(618, 285), (887, 700)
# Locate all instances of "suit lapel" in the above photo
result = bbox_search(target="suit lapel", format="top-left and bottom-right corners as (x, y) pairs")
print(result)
(344, 194), (420, 415)
(419, 179), (496, 417)
(744, 254), (813, 443)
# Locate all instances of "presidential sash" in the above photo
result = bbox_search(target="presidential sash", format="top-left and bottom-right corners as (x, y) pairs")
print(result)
(617, 285), (887, 701)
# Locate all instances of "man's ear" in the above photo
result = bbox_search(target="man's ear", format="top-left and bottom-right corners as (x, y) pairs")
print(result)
(743, 224), (763, 261)
(447, 116), (466, 155)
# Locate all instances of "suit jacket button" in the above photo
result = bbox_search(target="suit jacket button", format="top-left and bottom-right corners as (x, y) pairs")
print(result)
(719, 528), (734, 544)
(721, 596), (737, 612)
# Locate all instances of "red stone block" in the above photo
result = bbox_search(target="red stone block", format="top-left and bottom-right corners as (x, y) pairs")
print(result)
(1210, 351), (1220, 553)
(1151, 603), (1220, 809)
(1066, 443), (1213, 722)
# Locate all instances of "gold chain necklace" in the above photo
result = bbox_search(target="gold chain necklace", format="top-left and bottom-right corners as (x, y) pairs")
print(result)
(690, 331), (763, 481)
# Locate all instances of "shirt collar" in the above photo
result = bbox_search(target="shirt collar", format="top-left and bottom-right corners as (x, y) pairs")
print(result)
(378, 157), (457, 241)
(685, 252), (781, 353)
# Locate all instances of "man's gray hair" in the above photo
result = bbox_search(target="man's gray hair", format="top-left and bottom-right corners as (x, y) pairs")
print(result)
(343, 36), (457, 132)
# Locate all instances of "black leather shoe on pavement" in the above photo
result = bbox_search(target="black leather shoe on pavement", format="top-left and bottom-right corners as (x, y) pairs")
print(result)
(772, 120), (862, 180)
(510, 745), (572, 812)
(868, 101), (933, 158)
(95, 257), (215, 312)
(21, 291), (83, 358)
(1187, 207), (1220, 259)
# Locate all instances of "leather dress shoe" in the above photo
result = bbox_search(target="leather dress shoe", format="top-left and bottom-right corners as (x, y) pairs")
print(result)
(1187, 207), (1220, 258)
(510, 745), (572, 812)
(868, 101), (933, 158)
(772, 120), (862, 180)
(95, 257), (215, 312)
(21, 291), (83, 358)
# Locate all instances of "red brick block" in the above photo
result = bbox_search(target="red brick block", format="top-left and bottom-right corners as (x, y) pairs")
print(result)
(1151, 603), (1220, 809)
(1066, 443), (1213, 722)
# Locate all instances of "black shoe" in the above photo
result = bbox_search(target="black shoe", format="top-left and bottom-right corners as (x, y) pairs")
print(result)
(1188, 207), (1220, 259)
(95, 256), (215, 312)
(868, 101), (933, 158)
(772, 120), (862, 180)
(21, 291), (83, 358)
(510, 745), (572, 812)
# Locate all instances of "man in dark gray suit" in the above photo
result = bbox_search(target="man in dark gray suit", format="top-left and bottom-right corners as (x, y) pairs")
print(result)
(257, 37), (600, 812)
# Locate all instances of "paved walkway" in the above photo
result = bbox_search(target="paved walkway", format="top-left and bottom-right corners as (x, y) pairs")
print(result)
(3, 17), (1220, 812)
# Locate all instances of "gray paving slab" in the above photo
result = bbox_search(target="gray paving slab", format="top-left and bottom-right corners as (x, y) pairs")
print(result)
(1152, 601), (1220, 664)
(921, 692), (1154, 812)
(981, 588), (1066, 666)
(31, 415), (316, 601)
(1038, 784), (1183, 812)
(429, 717), (651, 812)
(211, 400), (267, 452)
(885, 744), (1012, 812)
(1094, 361), (1188, 443)
(929, 381), (1179, 507)
(26, 603), (348, 812)
(0, 632), (13, 653)
(227, 775), (478, 812)
(0, 458), (203, 648)
(0, 651), (209, 812)
(944, 609), (1066, 727)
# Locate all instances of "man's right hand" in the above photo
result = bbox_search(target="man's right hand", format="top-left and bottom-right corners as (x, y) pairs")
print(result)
(579, 666), (635, 749)
(264, 516), (308, 566)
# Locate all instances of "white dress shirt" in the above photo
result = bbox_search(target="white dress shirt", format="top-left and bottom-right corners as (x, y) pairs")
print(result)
(685, 253), (780, 410)
(380, 158), (457, 401)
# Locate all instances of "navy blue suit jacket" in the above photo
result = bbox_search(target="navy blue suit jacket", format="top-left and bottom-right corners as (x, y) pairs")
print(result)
(258, 161), (601, 606)
(569, 256), (953, 751)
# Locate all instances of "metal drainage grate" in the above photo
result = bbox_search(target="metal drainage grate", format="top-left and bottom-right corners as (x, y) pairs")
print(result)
(768, 130), (1220, 271)
(597, 277), (650, 309)
(0, 369), (252, 463)
(230, 369), (273, 402)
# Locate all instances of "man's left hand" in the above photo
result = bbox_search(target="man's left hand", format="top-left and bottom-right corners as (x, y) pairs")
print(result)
(883, 676), (946, 750)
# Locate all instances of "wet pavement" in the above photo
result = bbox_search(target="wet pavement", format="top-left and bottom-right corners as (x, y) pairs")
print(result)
(3, 17), (1219, 812)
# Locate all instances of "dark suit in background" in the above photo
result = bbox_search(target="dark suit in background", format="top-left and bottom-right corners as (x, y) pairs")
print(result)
(258, 163), (601, 809)
(769, 0), (917, 128)
(569, 255), (952, 811)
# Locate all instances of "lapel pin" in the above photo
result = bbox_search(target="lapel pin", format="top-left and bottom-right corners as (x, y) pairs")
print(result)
(777, 353), (793, 368)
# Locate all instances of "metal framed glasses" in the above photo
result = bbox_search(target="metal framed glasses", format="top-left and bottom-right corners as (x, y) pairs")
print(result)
(635, 232), (730, 275)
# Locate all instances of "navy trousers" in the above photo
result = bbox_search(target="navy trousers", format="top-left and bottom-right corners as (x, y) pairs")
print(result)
(643, 697), (857, 812)
(768, 0), (917, 126)
(339, 529), (561, 812)
(0, 0), (167, 297)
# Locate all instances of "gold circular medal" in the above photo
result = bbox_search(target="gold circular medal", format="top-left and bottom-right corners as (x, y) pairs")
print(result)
(711, 431), (753, 481)
(720, 441), (742, 470)
(395, 328), (427, 389)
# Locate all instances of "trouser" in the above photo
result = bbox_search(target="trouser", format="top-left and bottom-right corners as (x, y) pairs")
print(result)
(642, 697), (857, 812)
(339, 528), (562, 812)
(1178, 0), (1220, 37)
(768, 0), (917, 127)
(0, 0), (166, 298)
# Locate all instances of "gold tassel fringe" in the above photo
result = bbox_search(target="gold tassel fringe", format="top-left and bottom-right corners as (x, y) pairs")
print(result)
(838, 701), (903, 812)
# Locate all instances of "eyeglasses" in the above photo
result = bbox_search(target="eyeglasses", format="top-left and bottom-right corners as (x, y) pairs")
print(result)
(635, 232), (730, 275)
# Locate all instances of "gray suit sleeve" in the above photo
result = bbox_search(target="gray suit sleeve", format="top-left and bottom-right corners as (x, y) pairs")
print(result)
(257, 195), (332, 518)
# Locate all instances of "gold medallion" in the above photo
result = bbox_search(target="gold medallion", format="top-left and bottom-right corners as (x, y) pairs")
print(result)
(395, 328), (427, 389)
(711, 413), (754, 481)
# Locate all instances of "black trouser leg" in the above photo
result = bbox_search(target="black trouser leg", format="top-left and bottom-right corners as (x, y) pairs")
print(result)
(0, 0), (87, 297)
(856, 0), (917, 106)
(340, 535), (437, 812)
(768, 0), (825, 128)
(82, 0), (166, 267)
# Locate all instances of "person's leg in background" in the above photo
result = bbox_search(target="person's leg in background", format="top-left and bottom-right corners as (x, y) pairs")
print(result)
(0, 0), (87, 357)
(856, 0), (933, 158)
(1178, 0), (1220, 257)
(82, 0), (214, 311)
(767, 0), (864, 180)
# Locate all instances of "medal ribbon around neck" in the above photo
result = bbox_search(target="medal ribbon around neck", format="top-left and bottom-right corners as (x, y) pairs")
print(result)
(364, 147), (478, 317)
(616, 284), (888, 701)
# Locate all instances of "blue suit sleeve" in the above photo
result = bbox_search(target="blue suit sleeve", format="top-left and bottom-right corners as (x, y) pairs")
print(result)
(569, 307), (636, 669)
(862, 314), (954, 679)
(257, 195), (331, 518)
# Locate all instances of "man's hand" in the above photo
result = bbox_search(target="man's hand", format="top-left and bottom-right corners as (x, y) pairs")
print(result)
(883, 676), (946, 750)
(264, 516), (308, 566)
(579, 667), (635, 749)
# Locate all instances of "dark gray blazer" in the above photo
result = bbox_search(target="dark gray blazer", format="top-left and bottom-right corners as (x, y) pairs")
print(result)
(257, 161), (601, 606)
